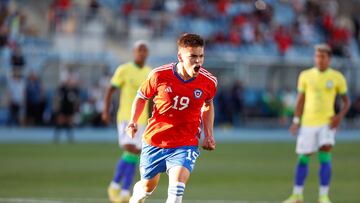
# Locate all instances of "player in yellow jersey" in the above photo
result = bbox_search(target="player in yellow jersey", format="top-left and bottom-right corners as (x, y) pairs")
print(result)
(283, 44), (350, 203)
(102, 41), (151, 203)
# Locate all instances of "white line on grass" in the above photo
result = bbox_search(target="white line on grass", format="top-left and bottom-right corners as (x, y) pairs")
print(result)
(0, 198), (65, 203)
(0, 197), (279, 203)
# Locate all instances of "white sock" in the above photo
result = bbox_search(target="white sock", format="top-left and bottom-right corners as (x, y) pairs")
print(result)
(110, 181), (120, 189)
(319, 186), (329, 196)
(293, 185), (304, 195)
(129, 181), (152, 203)
(120, 189), (130, 197)
(166, 182), (186, 203)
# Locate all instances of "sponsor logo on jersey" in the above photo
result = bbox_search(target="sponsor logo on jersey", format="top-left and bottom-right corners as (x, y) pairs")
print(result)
(194, 89), (203, 99)
(165, 86), (173, 93)
(326, 80), (334, 89)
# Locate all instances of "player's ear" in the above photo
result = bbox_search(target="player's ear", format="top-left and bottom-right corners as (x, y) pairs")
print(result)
(177, 52), (183, 62)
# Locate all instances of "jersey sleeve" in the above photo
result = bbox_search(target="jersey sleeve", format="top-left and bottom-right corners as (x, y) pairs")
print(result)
(337, 73), (348, 95)
(297, 72), (306, 93)
(205, 78), (217, 103)
(137, 71), (157, 100)
(110, 66), (125, 88)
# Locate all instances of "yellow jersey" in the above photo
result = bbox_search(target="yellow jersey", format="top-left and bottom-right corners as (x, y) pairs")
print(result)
(298, 67), (347, 126)
(111, 62), (151, 125)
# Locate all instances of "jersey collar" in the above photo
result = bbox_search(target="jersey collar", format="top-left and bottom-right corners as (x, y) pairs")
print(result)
(172, 62), (196, 83)
(314, 66), (331, 74)
(132, 62), (144, 69)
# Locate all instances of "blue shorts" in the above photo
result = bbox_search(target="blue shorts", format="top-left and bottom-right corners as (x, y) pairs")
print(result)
(139, 142), (200, 180)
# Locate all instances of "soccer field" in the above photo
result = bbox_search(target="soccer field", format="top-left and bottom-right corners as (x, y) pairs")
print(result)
(0, 142), (359, 203)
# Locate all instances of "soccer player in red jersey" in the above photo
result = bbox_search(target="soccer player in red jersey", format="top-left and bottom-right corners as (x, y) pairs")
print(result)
(127, 33), (217, 203)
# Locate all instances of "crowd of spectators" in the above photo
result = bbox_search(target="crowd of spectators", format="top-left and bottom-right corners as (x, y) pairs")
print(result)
(114, 0), (358, 58)
(1, 0), (360, 128)
(215, 80), (360, 127)
(2, 67), (113, 127)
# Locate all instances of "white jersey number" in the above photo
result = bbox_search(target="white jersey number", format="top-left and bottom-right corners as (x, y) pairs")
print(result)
(186, 149), (199, 163)
(172, 96), (190, 110)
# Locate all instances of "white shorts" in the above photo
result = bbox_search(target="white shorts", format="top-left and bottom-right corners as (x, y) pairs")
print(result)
(296, 125), (336, 154)
(117, 121), (145, 150)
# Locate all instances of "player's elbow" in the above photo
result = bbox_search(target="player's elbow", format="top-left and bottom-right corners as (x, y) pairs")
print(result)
(135, 95), (147, 103)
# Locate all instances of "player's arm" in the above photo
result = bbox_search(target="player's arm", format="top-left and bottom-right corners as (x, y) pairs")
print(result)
(330, 94), (350, 129)
(127, 95), (147, 138)
(201, 101), (216, 151)
(331, 74), (351, 129)
(127, 70), (157, 137)
(290, 71), (306, 136)
(289, 92), (305, 135)
(101, 85), (117, 124)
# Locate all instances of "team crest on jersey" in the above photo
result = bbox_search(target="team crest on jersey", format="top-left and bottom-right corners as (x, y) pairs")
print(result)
(326, 80), (334, 89)
(194, 89), (203, 99)
(165, 86), (173, 93)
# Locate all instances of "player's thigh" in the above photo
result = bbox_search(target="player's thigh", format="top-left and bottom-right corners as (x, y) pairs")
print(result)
(318, 125), (336, 149)
(117, 121), (144, 150)
(139, 142), (167, 180)
(168, 165), (191, 184)
(296, 126), (320, 154)
(166, 146), (200, 181)
(140, 173), (161, 192)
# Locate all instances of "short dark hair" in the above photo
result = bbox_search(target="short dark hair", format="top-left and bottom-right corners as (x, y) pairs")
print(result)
(177, 33), (205, 48)
(315, 43), (332, 57)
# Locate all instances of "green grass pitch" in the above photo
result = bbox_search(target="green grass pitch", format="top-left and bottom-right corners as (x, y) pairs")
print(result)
(0, 142), (359, 202)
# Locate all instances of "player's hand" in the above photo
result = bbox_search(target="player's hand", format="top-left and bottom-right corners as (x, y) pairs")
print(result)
(289, 123), (299, 136)
(202, 136), (216, 151)
(330, 115), (342, 129)
(126, 122), (138, 138)
(101, 112), (111, 125)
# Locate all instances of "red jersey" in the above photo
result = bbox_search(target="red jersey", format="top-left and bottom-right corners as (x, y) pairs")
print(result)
(137, 63), (217, 148)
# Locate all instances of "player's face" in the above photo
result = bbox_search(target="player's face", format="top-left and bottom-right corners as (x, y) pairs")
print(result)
(178, 46), (204, 78)
(134, 45), (149, 66)
(314, 51), (331, 71)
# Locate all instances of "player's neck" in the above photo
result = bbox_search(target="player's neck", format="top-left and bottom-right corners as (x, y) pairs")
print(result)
(134, 61), (145, 68)
(176, 63), (192, 80)
(317, 66), (329, 72)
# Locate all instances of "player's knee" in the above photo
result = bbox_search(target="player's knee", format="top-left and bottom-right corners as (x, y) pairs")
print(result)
(319, 145), (332, 152)
(122, 151), (140, 164)
(318, 151), (331, 163)
(168, 182), (186, 197)
(123, 144), (141, 154)
(143, 185), (156, 194)
(131, 181), (154, 202)
(141, 178), (158, 193)
(298, 154), (310, 165)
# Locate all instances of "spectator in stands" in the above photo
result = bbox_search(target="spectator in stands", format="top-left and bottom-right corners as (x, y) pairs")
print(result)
(48, 0), (72, 33)
(347, 95), (360, 119)
(11, 45), (25, 71)
(352, 8), (360, 50)
(25, 71), (45, 126)
(6, 70), (25, 126)
(274, 25), (293, 56)
(0, 25), (7, 49)
(297, 16), (316, 45)
(53, 75), (80, 143)
(52, 0), (72, 17)
(179, 0), (200, 17)
(86, 0), (101, 22)
(242, 19), (255, 44)
(280, 87), (297, 124)
(215, 88), (233, 126)
(89, 70), (110, 127)
(230, 80), (244, 126)
(5, 7), (26, 43)
(329, 20), (351, 57)
(88, 81), (105, 126)
(0, 25), (8, 67)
